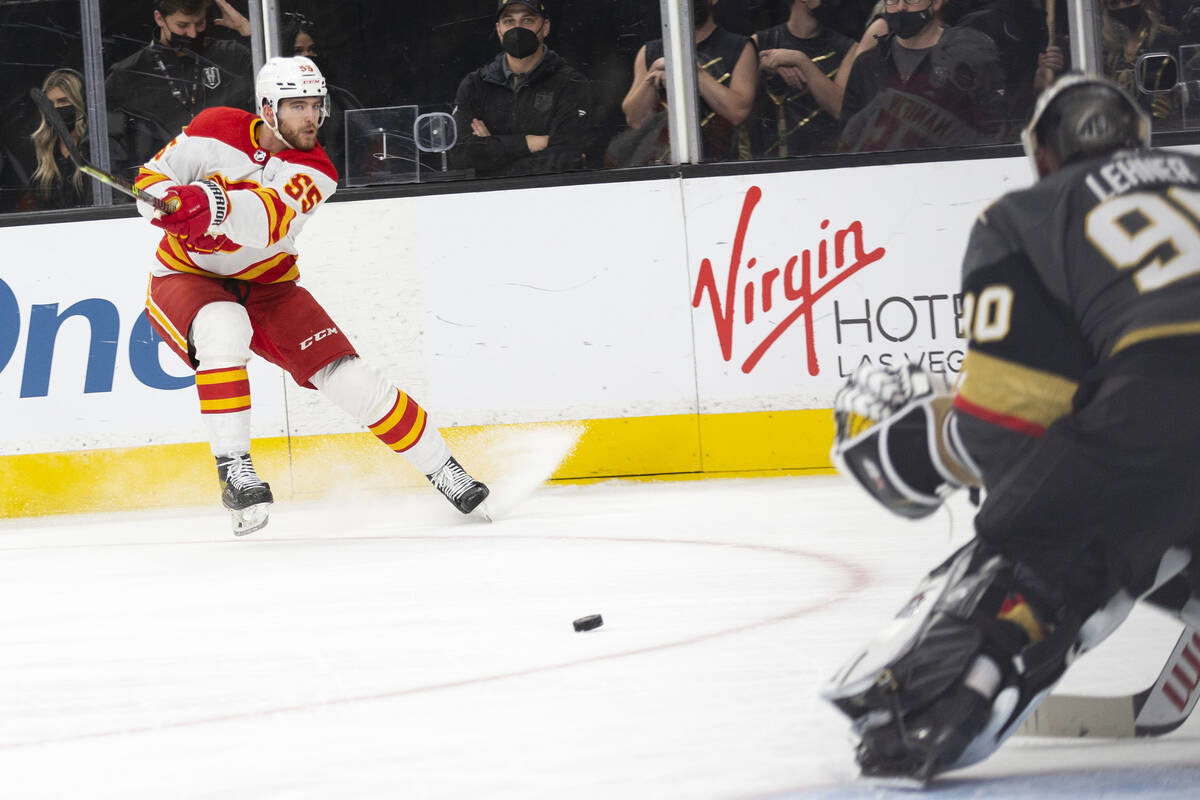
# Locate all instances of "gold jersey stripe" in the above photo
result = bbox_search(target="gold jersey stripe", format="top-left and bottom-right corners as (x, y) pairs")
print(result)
(233, 251), (292, 282)
(144, 290), (188, 352)
(956, 350), (1078, 430)
(272, 264), (300, 283)
(1110, 321), (1200, 356)
(134, 170), (171, 191)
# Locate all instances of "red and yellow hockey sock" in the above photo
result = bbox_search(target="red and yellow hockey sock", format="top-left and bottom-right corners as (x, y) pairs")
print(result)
(196, 366), (251, 414)
(369, 389), (428, 455)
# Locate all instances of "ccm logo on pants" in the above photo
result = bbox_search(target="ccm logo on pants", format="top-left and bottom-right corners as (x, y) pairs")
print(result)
(300, 327), (339, 350)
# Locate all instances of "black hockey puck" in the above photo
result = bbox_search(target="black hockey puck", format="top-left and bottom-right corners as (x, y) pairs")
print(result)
(573, 614), (603, 632)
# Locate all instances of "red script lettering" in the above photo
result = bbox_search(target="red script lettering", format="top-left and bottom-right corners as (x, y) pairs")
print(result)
(692, 186), (886, 375)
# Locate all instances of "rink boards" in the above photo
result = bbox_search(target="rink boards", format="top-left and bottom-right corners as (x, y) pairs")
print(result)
(0, 157), (1020, 516)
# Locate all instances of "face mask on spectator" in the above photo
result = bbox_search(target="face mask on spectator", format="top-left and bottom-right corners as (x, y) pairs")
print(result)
(1108, 3), (1145, 30)
(811, 0), (837, 27)
(885, 8), (933, 39)
(502, 26), (541, 59)
(54, 105), (77, 129)
(168, 29), (207, 54)
(695, 0), (713, 27)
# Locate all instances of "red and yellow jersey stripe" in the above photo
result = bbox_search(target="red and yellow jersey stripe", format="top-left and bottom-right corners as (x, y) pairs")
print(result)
(210, 175), (298, 248)
(155, 233), (297, 284)
(134, 168), (172, 193)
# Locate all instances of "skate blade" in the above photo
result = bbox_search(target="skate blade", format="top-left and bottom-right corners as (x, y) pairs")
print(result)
(231, 502), (271, 536)
(864, 773), (930, 791)
(475, 498), (494, 522)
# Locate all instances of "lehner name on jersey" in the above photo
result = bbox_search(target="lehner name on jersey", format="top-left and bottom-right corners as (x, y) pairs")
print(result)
(1085, 152), (1199, 202)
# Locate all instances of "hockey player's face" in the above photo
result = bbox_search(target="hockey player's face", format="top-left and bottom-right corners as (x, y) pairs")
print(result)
(276, 98), (323, 150)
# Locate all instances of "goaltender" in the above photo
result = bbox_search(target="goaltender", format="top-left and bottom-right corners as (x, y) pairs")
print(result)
(822, 74), (1200, 784)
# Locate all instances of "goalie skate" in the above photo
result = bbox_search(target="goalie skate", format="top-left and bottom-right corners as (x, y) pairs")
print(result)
(217, 453), (273, 535)
(426, 456), (490, 515)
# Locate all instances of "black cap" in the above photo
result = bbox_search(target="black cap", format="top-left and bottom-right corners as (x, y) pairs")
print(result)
(496, 0), (546, 19)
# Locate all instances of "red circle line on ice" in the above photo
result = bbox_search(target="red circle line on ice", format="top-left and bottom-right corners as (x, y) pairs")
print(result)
(0, 532), (871, 751)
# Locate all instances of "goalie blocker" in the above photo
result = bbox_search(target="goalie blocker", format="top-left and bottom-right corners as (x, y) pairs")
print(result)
(832, 363), (979, 519)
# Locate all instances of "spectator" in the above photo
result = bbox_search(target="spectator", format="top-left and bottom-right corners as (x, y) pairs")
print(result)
(28, 69), (89, 210)
(825, 0), (888, 40)
(1034, 42), (1066, 95)
(839, 0), (1005, 151)
(1103, 0), (1182, 124)
(616, 0), (758, 164)
(448, 0), (591, 178)
(833, 10), (889, 98)
(279, 12), (362, 180)
(1, 94), (42, 213)
(106, 0), (253, 170)
(750, 0), (858, 157)
(950, 0), (1050, 132)
(21, 69), (128, 211)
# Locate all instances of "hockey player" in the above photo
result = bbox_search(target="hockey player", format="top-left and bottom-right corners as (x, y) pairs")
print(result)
(136, 56), (489, 535)
(823, 74), (1200, 784)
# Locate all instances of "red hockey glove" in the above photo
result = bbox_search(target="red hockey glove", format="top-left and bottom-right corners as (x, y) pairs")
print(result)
(151, 180), (228, 239)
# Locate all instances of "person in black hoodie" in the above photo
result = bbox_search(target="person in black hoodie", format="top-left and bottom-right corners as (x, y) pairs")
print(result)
(449, 0), (591, 178)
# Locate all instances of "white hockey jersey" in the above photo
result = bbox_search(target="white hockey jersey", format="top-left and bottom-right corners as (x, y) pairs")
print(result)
(135, 106), (338, 284)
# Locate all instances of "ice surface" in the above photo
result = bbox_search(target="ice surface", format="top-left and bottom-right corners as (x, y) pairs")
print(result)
(0, 476), (1196, 798)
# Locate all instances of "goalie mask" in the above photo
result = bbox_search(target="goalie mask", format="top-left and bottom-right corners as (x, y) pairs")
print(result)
(255, 56), (329, 141)
(1021, 74), (1150, 179)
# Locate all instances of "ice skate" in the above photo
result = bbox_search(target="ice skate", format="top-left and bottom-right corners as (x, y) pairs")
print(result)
(217, 453), (273, 535)
(426, 456), (490, 515)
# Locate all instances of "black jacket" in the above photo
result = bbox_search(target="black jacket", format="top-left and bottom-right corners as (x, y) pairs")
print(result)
(839, 29), (1003, 152)
(106, 39), (253, 169)
(449, 48), (590, 177)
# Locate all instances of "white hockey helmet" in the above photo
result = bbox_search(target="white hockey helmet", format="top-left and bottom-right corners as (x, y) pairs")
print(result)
(255, 56), (329, 133)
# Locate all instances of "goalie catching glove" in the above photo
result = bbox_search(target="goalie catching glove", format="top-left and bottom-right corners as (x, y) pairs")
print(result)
(832, 362), (979, 519)
(151, 180), (229, 240)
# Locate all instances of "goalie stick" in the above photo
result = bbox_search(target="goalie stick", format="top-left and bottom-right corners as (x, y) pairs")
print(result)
(29, 88), (176, 214)
(1016, 625), (1200, 738)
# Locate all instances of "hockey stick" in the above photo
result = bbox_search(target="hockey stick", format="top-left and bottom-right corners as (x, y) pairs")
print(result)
(29, 88), (176, 213)
(1016, 625), (1200, 738)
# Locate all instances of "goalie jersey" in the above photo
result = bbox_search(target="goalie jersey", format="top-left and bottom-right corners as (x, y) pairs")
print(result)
(954, 148), (1200, 480)
(134, 106), (338, 284)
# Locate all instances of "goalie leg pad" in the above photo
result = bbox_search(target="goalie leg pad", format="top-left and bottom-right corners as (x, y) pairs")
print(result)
(823, 540), (1082, 783)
